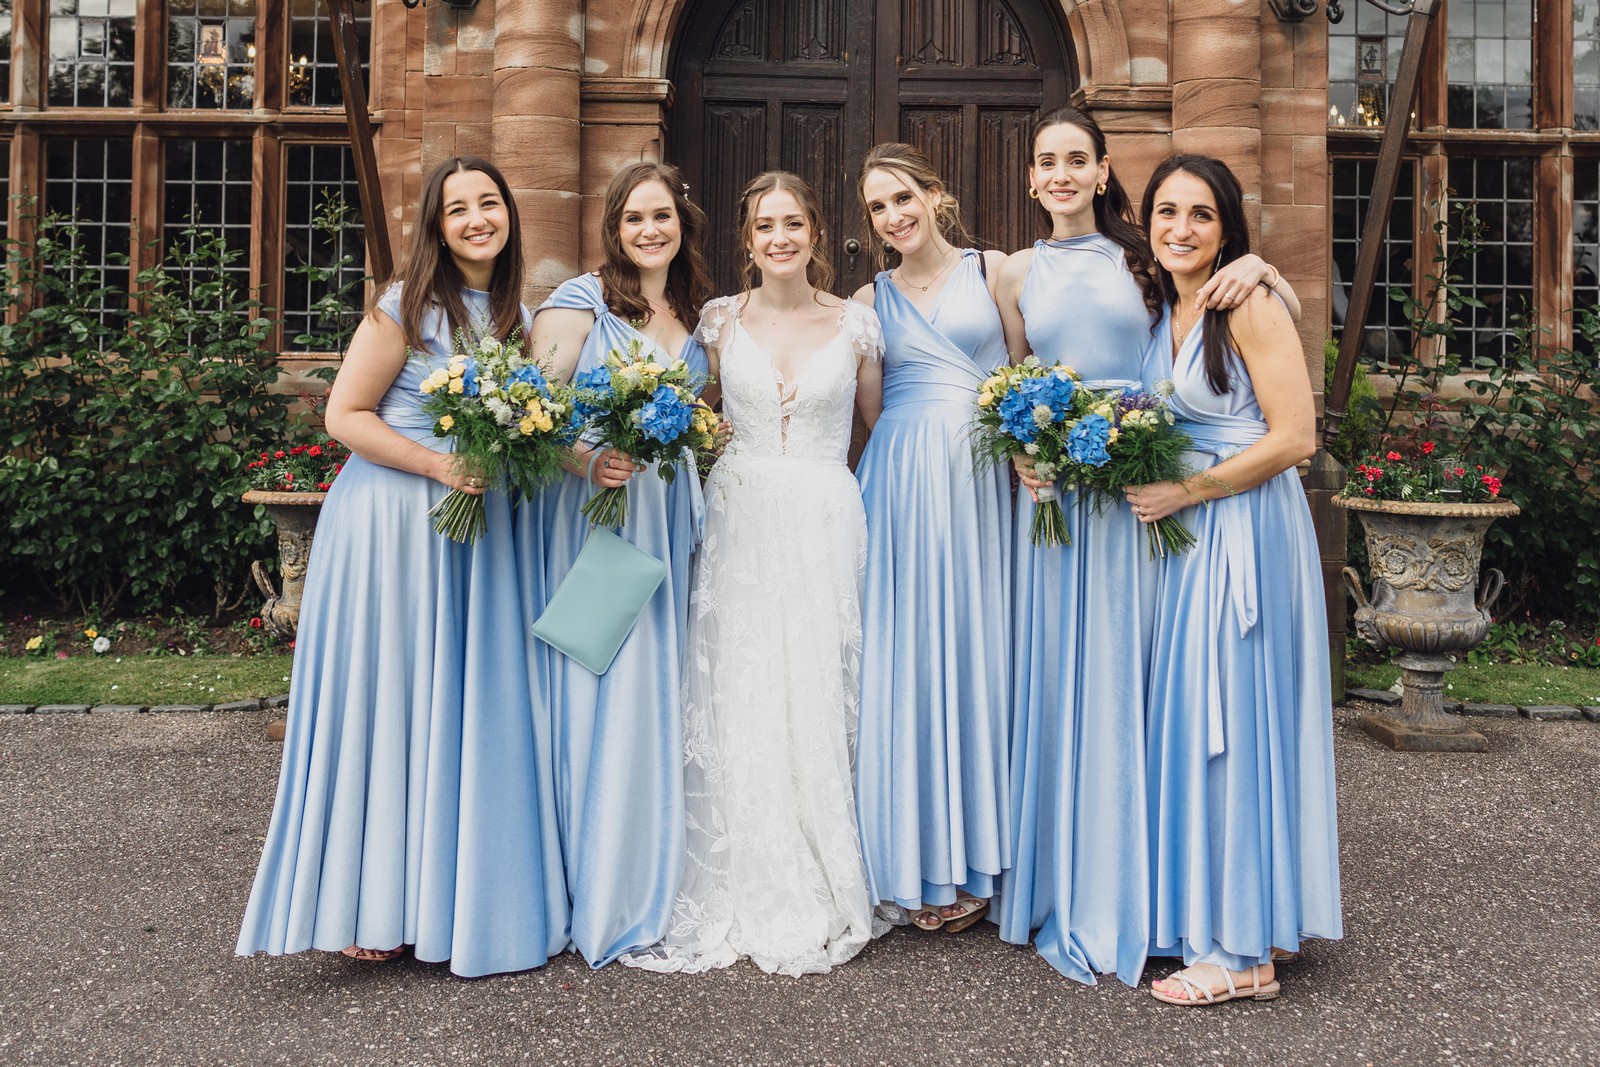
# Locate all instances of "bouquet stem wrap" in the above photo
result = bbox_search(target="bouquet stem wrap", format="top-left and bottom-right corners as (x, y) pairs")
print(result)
(1030, 483), (1070, 548)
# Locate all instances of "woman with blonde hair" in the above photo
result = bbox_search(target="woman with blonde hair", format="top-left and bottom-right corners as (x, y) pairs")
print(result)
(852, 143), (1011, 935)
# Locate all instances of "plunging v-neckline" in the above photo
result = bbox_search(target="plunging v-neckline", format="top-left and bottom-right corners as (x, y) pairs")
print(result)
(732, 311), (848, 406)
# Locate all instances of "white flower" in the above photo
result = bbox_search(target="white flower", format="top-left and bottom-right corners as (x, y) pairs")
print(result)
(1031, 403), (1055, 428)
(478, 335), (502, 356)
(484, 396), (514, 426)
(1024, 442), (1040, 456)
(92, 636), (111, 654)
(1154, 378), (1176, 397)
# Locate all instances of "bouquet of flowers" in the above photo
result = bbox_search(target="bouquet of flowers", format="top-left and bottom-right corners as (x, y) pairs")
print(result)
(1067, 382), (1198, 559)
(1346, 440), (1504, 503)
(246, 438), (349, 492)
(572, 339), (717, 528)
(972, 357), (1086, 546)
(419, 330), (578, 543)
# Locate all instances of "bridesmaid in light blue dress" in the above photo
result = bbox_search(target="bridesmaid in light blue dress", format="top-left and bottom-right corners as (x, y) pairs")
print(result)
(994, 108), (1291, 986)
(852, 144), (1012, 934)
(1127, 155), (1340, 1007)
(524, 162), (714, 967)
(239, 157), (565, 977)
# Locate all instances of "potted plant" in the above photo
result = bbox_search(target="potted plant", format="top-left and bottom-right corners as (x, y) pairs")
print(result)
(242, 436), (349, 639)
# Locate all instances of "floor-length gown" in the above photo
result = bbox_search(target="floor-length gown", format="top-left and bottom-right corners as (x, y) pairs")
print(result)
(856, 250), (1013, 912)
(623, 296), (885, 977)
(995, 234), (1158, 986)
(1142, 309), (1343, 971)
(531, 272), (707, 967)
(238, 284), (566, 978)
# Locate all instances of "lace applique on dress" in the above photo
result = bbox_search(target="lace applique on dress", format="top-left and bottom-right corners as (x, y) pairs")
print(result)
(842, 299), (885, 364)
(693, 296), (743, 347)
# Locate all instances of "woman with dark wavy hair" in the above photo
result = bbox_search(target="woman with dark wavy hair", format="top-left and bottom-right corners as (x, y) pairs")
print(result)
(995, 108), (1295, 988)
(239, 156), (564, 977)
(1127, 154), (1340, 1006)
(524, 160), (714, 967)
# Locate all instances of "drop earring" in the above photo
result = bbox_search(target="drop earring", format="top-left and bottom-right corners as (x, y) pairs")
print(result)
(1096, 182), (1107, 196)
(1027, 187), (1039, 200)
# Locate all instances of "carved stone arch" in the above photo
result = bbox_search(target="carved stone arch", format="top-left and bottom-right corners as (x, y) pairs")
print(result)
(1056, 0), (1133, 95)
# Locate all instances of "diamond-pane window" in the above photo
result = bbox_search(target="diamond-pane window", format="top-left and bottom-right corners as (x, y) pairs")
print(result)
(0, 141), (10, 243)
(47, 0), (137, 107)
(282, 143), (366, 352)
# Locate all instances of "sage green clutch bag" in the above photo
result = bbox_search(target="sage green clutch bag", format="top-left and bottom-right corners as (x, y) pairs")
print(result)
(532, 527), (668, 675)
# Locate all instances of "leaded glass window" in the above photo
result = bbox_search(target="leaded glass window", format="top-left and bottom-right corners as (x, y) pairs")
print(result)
(288, 0), (370, 108)
(164, 139), (253, 300)
(282, 143), (365, 352)
(1, 0), (13, 106)
(0, 141), (10, 243)
(1578, 4), (1600, 131)
(47, 0), (137, 108)
(1332, 158), (1416, 364)
(1447, 1), (1533, 129)
(1574, 158), (1600, 355)
(43, 138), (134, 321)
(1446, 156), (1536, 363)
(168, 0), (258, 110)
(1328, 3), (1408, 127)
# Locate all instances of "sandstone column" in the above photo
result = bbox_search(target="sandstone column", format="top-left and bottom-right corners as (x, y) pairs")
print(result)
(1169, 0), (1263, 224)
(494, 0), (583, 300)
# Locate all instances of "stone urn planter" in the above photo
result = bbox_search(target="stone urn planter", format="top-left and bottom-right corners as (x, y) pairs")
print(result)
(1334, 495), (1520, 752)
(241, 490), (327, 640)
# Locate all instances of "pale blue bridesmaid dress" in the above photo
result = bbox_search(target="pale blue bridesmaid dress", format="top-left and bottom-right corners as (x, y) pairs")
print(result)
(239, 284), (567, 978)
(995, 234), (1158, 986)
(1141, 308), (1342, 971)
(530, 273), (707, 967)
(856, 250), (1013, 911)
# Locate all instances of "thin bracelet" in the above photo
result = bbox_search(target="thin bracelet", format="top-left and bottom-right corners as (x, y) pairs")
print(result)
(1262, 264), (1281, 291)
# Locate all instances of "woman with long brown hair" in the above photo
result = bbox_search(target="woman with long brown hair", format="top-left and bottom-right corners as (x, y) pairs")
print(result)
(238, 156), (564, 977)
(524, 161), (715, 967)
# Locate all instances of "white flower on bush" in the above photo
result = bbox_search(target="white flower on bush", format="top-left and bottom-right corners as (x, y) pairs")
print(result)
(92, 636), (111, 654)
(483, 396), (514, 426)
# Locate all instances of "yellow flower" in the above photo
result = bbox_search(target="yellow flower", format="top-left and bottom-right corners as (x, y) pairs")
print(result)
(421, 369), (449, 394)
(978, 390), (995, 407)
(84, 628), (98, 639)
(25, 636), (42, 651)
(518, 414), (537, 435)
(448, 358), (467, 378)
(1107, 427), (1120, 445)
(535, 410), (554, 433)
(438, 415), (455, 431)
(448, 377), (465, 395)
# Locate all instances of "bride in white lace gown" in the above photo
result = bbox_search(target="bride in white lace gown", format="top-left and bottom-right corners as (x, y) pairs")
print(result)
(623, 171), (887, 977)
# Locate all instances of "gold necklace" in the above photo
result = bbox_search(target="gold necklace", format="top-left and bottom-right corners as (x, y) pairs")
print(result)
(1172, 304), (1202, 346)
(896, 248), (958, 292)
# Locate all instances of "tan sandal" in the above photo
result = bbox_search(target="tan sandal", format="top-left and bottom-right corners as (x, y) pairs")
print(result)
(909, 907), (945, 932)
(341, 945), (405, 962)
(1150, 963), (1279, 1006)
(940, 895), (989, 934)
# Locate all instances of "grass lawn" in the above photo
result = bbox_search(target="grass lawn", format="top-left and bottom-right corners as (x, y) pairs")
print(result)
(2, 653), (1596, 710)
(0, 655), (294, 707)
(1345, 660), (1600, 708)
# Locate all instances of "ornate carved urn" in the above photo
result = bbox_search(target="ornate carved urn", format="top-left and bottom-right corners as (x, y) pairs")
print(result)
(1334, 496), (1520, 752)
(241, 490), (327, 640)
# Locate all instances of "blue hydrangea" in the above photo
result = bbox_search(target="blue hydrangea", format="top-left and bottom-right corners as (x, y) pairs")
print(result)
(1067, 414), (1112, 467)
(460, 360), (481, 398)
(508, 364), (548, 389)
(573, 365), (614, 419)
(635, 385), (692, 444)
(998, 374), (1076, 443)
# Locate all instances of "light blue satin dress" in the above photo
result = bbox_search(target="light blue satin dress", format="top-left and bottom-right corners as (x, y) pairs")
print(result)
(529, 273), (707, 967)
(238, 284), (566, 978)
(856, 251), (1013, 911)
(996, 234), (1158, 986)
(1141, 308), (1342, 971)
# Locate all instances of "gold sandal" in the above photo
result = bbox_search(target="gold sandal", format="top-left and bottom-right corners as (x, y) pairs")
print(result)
(1150, 963), (1280, 1006)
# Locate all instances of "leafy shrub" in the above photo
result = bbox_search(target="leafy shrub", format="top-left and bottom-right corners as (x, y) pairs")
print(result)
(1323, 335), (1381, 468)
(0, 212), (290, 615)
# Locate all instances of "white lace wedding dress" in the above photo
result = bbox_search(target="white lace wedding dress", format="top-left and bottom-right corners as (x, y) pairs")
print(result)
(622, 295), (887, 977)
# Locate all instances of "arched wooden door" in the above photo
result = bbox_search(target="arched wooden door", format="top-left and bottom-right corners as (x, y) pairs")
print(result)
(669, 0), (1076, 296)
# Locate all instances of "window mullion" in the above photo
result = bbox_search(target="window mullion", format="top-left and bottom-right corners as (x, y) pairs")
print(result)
(253, 126), (282, 350)
(258, 0), (286, 111)
(128, 125), (161, 292)
(1539, 151), (1573, 351)
(1536, 0), (1572, 130)
(15, 0), (41, 109)
(134, 0), (167, 112)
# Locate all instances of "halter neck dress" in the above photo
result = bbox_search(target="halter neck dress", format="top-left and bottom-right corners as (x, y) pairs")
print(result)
(995, 234), (1158, 986)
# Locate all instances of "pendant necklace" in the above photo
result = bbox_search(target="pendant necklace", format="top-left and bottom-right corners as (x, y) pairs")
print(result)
(897, 248), (958, 293)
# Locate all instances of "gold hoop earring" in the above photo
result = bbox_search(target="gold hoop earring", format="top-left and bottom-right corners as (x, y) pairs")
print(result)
(1096, 182), (1107, 196)
(1027, 187), (1039, 200)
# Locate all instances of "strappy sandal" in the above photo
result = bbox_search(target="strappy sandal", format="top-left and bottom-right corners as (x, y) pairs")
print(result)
(1270, 947), (1298, 963)
(341, 945), (405, 962)
(1150, 963), (1280, 1006)
(909, 907), (945, 932)
(940, 895), (989, 934)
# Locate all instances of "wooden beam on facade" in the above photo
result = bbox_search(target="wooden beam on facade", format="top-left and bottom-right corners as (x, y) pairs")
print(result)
(326, 0), (393, 284)
(1324, 0), (1439, 445)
